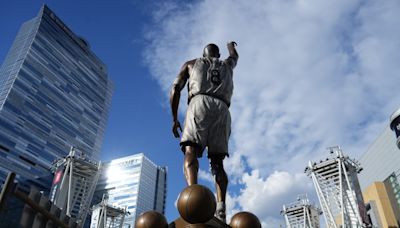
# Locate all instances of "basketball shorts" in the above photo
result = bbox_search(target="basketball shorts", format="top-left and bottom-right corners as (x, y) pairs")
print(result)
(180, 94), (231, 158)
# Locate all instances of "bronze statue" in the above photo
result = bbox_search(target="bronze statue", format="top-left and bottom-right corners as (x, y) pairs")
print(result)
(135, 211), (168, 228)
(170, 41), (238, 223)
(177, 184), (216, 224)
(230, 212), (261, 228)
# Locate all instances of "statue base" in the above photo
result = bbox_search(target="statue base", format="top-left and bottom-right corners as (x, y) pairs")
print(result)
(169, 216), (231, 228)
(135, 185), (261, 228)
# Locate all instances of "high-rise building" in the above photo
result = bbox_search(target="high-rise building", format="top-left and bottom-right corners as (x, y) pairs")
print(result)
(0, 5), (113, 189)
(93, 153), (167, 228)
(358, 126), (400, 226)
(362, 182), (398, 228)
(358, 127), (400, 189)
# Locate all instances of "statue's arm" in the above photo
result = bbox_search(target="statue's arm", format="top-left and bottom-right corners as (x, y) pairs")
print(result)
(226, 41), (238, 68)
(170, 59), (195, 138)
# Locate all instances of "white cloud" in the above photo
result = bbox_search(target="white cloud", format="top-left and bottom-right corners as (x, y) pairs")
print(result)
(226, 170), (314, 227)
(198, 168), (214, 184)
(144, 0), (400, 225)
(238, 171), (310, 216)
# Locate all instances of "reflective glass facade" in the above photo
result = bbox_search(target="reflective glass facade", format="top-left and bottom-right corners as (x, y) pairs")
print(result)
(95, 153), (167, 227)
(386, 174), (400, 208)
(384, 173), (400, 224)
(0, 5), (113, 189)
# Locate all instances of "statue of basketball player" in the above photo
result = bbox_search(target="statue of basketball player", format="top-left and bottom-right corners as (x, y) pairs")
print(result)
(170, 42), (238, 222)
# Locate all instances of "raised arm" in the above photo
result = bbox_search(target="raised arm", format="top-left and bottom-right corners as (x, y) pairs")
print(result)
(170, 59), (195, 138)
(226, 41), (238, 68)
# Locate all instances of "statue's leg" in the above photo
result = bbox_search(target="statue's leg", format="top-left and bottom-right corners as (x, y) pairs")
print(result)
(210, 157), (228, 222)
(184, 146), (200, 186)
(210, 157), (228, 202)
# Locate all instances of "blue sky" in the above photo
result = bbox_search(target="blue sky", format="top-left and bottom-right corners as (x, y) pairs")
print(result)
(2, 0), (400, 227)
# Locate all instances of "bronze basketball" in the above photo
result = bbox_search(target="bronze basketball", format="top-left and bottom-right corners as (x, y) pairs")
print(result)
(229, 211), (261, 228)
(177, 184), (216, 224)
(135, 211), (168, 228)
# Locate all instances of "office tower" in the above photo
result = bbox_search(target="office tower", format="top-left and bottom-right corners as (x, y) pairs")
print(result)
(305, 146), (370, 228)
(0, 5), (113, 189)
(358, 125), (400, 226)
(93, 153), (167, 227)
(363, 182), (398, 228)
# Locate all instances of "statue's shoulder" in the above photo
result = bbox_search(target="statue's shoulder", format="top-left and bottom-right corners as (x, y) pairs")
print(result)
(185, 59), (197, 72)
(186, 59), (197, 66)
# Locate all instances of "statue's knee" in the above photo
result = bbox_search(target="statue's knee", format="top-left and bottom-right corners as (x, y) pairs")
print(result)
(184, 154), (198, 169)
(211, 165), (219, 176)
(185, 146), (201, 158)
(214, 173), (228, 186)
(211, 162), (225, 177)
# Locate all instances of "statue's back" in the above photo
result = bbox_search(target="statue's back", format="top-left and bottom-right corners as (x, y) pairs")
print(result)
(188, 57), (233, 106)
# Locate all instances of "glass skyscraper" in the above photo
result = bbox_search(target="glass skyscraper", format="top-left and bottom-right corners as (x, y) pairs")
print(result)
(93, 153), (167, 227)
(0, 5), (113, 189)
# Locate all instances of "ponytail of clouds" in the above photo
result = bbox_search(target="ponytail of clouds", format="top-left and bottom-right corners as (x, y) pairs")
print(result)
(144, 0), (400, 226)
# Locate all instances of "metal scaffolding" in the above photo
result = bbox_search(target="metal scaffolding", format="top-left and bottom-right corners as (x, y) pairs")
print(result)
(305, 146), (370, 228)
(50, 147), (101, 225)
(90, 194), (129, 228)
(282, 194), (321, 228)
